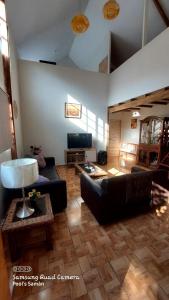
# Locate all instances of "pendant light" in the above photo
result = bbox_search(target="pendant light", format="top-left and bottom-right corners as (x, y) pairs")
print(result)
(103, 0), (120, 20)
(71, 0), (90, 34)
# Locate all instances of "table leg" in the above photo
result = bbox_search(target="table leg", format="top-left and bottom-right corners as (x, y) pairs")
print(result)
(8, 232), (21, 262)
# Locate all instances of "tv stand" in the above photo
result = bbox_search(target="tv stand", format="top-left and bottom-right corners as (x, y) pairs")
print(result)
(65, 148), (96, 165)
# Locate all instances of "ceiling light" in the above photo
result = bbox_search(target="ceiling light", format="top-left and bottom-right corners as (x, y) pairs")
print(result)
(103, 0), (120, 20)
(132, 111), (140, 117)
(71, 14), (90, 34)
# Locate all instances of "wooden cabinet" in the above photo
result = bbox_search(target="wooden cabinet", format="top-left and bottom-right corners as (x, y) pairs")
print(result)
(137, 117), (163, 168)
(138, 144), (160, 168)
(65, 148), (96, 165)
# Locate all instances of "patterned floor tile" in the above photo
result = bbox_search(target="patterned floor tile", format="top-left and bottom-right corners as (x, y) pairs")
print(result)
(11, 165), (169, 300)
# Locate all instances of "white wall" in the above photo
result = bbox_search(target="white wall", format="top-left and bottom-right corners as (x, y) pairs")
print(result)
(70, 0), (167, 72)
(0, 149), (11, 184)
(19, 60), (109, 165)
(110, 105), (169, 145)
(9, 32), (23, 157)
(57, 56), (78, 69)
(108, 28), (169, 106)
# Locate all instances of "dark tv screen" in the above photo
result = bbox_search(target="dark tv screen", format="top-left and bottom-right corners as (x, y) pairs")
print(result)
(67, 133), (92, 149)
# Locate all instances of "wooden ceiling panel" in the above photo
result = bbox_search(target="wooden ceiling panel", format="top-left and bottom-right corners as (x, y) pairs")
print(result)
(151, 101), (168, 105)
(109, 86), (169, 113)
(139, 105), (153, 108)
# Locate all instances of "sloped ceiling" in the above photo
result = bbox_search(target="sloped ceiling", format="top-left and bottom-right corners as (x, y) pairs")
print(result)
(6, 0), (169, 72)
(70, 0), (169, 71)
(6, 0), (89, 62)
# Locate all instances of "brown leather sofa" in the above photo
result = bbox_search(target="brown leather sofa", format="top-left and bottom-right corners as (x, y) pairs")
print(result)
(80, 169), (168, 224)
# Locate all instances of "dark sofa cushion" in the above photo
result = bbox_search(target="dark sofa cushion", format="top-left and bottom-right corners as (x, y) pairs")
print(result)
(125, 171), (152, 206)
(39, 157), (60, 180)
(36, 175), (50, 183)
(126, 169), (168, 206)
(80, 167), (169, 224)
(39, 166), (59, 180)
(101, 175), (127, 207)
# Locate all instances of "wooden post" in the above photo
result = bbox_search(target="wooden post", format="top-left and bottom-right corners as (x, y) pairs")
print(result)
(1, 0), (17, 158)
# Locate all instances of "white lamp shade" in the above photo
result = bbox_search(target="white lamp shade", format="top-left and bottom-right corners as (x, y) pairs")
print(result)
(1, 158), (39, 188)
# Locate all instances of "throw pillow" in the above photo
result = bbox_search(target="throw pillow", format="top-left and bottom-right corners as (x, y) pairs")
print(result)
(36, 175), (49, 183)
(34, 154), (46, 168)
(30, 145), (46, 168)
(95, 178), (103, 185)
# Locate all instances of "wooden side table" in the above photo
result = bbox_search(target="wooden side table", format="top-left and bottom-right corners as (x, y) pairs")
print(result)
(2, 194), (54, 261)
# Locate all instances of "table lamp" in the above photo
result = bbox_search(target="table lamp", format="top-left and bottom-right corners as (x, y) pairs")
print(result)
(1, 158), (39, 219)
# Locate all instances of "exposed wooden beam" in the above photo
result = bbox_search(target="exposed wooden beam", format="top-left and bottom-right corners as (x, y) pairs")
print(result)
(139, 105), (153, 107)
(152, 0), (169, 27)
(108, 87), (169, 113)
(126, 107), (141, 110)
(151, 101), (168, 105)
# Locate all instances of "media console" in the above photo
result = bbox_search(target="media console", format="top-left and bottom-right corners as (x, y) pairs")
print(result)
(64, 148), (96, 165)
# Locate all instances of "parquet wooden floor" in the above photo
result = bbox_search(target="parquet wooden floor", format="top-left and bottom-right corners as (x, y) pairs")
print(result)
(12, 166), (169, 300)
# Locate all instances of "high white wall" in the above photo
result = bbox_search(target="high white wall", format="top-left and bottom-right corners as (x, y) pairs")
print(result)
(19, 60), (109, 164)
(17, 27), (169, 166)
(9, 32), (23, 157)
(108, 28), (169, 106)
(70, 0), (167, 72)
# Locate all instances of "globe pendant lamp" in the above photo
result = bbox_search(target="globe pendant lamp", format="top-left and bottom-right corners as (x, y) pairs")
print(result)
(71, 0), (89, 34)
(103, 0), (120, 20)
(71, 14), (89, 34)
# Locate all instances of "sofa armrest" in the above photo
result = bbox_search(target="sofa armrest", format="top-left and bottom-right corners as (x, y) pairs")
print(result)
(4, 179), (67, 214)
(27, 180), (67, 213)
(80, 173), (103, 199)
(44, 157), (55, 167)
(131, 166), (148, 173)
(80, 173), (105, 223)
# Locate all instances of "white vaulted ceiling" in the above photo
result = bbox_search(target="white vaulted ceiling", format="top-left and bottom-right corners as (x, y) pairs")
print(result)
(6, 0), (89, 63)
(6, 0), (169, 72)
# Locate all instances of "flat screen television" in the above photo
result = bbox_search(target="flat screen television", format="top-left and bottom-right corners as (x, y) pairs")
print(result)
(67, 133), (92, 149)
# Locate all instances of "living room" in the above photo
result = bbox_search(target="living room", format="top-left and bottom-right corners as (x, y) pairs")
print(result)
(1, 0), (169, 299)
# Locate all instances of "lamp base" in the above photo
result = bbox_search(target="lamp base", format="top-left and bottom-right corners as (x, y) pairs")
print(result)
(16, 204), (35, 219)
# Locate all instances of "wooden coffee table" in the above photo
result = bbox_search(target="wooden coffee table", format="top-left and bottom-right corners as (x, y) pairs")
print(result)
(2, 194), (54, 261)
(75, 162), (108, 178)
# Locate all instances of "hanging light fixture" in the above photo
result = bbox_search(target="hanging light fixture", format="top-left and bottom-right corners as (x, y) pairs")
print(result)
(71, 0), (90, 34)
(132, 111), (140, 117)
(71, 15), (89, 34)
(103, 0), (120, 20)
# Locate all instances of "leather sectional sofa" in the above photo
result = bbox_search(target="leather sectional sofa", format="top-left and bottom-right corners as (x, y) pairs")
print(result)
(0, 157), (67, 222)
(80, 168), (168, 224)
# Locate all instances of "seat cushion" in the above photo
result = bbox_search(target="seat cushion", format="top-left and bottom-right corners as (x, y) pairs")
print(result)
(36, 175), (50, 183)
(101, 175), (127, 206)
(126, 172), (152, 205)
(39, 166), (60, 180)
